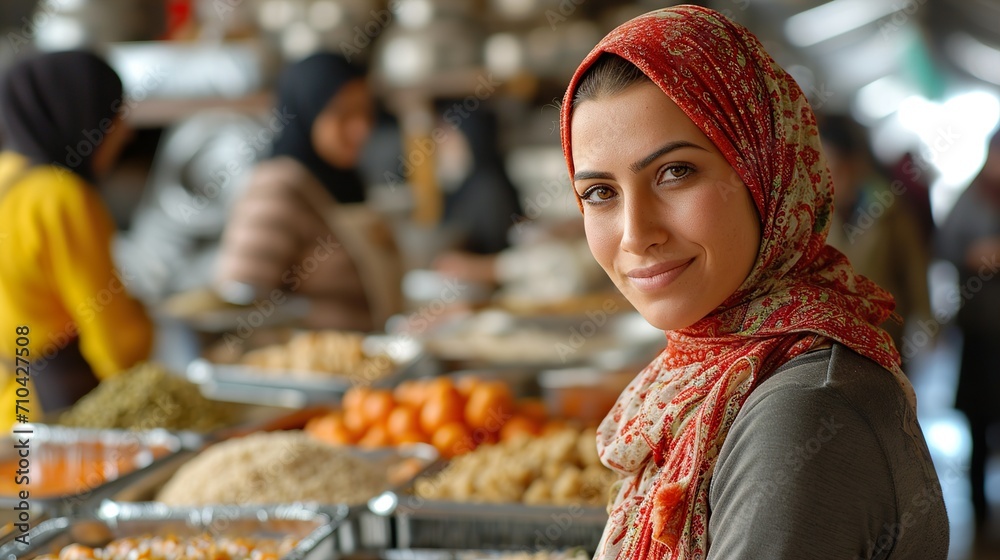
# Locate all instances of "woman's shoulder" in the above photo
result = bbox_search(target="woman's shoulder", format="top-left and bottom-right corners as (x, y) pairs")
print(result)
(0, 158), (99, 211)
(247, 157), (319, 192)
(716, 345), (903, 485)
(743, 343), (909, 422)
(708, 343), (949, 559)
(0, 153), (89, 191)
(244, 156), (334, 207)
(732, 343), (929, 483)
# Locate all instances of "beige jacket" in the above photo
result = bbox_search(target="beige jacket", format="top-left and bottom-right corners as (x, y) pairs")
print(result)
(827, 181), (932, 350)
(215, 157), (402, 331)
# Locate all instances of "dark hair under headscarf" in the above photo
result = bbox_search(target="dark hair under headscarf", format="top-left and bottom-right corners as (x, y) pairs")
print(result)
(0, 50), (123, 183)
(270, 52), (367, 203)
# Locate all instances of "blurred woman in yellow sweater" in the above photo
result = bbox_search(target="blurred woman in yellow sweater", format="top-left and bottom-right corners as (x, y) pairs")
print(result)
(0, 51), (152, 429)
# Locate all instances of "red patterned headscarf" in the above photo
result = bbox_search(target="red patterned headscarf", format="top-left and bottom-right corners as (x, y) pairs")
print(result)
(559, 5), (911, 560)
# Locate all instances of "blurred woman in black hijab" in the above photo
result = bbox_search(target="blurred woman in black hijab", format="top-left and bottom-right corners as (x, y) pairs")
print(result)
(435, 106), (522, 255)
(0, 51), (152, 426)
(216, 53), (401, 331)
(269, 53), (369, 203)
(429, 105), (525, 287)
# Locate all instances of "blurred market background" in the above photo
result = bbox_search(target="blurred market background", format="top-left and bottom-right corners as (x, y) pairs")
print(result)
(1, 0), (999, 558)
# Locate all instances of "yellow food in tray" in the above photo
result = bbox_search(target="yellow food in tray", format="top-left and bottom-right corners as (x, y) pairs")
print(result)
(414, 427), (616, 507)
(35, 533), (297, 560)
(240, 330), (394, 379)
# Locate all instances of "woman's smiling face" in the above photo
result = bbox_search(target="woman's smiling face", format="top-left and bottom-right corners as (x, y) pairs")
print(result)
(571, 82), (762, 331)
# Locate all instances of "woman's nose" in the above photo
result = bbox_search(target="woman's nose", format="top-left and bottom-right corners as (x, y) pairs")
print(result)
(620, 187), (669, 255)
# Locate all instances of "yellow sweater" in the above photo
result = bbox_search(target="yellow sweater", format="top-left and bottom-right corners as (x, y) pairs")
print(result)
(0, 152), (152, 429)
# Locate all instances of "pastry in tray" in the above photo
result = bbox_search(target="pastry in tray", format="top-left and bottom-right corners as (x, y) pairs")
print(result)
(238, 330), (394, 379)
(414, 426), (616, 507)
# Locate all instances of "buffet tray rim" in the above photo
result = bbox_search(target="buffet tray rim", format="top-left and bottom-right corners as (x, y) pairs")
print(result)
(0, 425), (202, 516)
(188, 333), (427, 396)
(0, 502), (347, 560)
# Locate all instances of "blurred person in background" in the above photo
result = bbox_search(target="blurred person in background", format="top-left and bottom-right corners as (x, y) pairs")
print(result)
(215, 53), (401, 331)
(434, 105), (523, 256)
(0, 51), (153, 427)
(938, 130), (1000, 533)
(821, 115), (932, 358)
(889, 151), (936, 245)
(431, 106), (608, 304)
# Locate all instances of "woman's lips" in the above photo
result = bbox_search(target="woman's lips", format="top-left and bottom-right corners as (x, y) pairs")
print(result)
(626, 258), (694, 292)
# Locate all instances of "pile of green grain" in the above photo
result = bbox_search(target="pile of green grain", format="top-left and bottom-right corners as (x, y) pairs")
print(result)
(59, 362), (232, 432)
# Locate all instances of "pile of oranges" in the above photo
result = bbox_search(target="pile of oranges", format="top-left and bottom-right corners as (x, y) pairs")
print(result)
(305, 376), (558, 457)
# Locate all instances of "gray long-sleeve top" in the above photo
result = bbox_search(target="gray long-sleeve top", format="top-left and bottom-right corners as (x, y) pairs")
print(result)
(707, 344), (949, 559)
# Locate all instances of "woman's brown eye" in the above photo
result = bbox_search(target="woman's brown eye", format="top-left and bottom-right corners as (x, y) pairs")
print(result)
(584, 186), (616, 203)
(667, 165), (691, 179)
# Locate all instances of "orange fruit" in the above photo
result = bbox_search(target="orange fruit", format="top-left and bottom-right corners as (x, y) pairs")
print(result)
(464, 381), (514, 432)
(419, 390), (464, 435)
(305, 414), (333, 437)
(431, 422), (475, 458)
(425, 377), (462, 402)
(328, 425), (357, 445)
(358, 422), (391, 448)
(500, 415), (541, 442)
(362, 390), (396, 427)
(306, 413), (358, 445)
(343, 410), (368, 435)
(387, 405), (422, 437)
(516, 398), (548, 425)
(455, 375), (481, 398)
(393, 380), (423, 407)
(343, 387), (370, 416)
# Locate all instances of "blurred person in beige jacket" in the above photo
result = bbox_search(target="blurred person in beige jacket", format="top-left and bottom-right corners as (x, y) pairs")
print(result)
(821, 115), (932, 357)
(215, 53), (401, 332)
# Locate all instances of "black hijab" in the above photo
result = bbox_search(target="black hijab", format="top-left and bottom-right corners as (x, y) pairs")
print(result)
(0, 51), (123, 183)
(439, 106), (522, 254)
(271, 53), (367, 203)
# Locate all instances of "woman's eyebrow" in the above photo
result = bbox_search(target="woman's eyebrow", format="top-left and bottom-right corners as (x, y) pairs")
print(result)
(573, 140), (708, 182)
(574, 170), (614, 181)
(629, 140), (707, 173)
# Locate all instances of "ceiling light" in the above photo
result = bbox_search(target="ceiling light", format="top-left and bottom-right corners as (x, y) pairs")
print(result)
(785, 0), (901, 48)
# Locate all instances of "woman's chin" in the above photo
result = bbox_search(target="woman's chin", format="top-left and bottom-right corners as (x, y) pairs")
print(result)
(628, 295), (707, 332)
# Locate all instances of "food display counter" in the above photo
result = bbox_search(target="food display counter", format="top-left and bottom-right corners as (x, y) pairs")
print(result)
(3, 313), (646, 558)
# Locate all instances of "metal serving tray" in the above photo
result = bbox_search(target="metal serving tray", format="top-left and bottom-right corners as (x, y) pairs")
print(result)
(0, 425), (198, 518)
(0, 502), (346, 560)
(425, 310), (662, 372)
(105, 443), (438, 505)
(103, 441), (439, 552)
(366, 489), (608, 552)
(0, 509), (48, 547)
(189, 335), (428, 406)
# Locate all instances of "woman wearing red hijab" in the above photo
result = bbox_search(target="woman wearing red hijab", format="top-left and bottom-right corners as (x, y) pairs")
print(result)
(561, 6), (948, 559)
